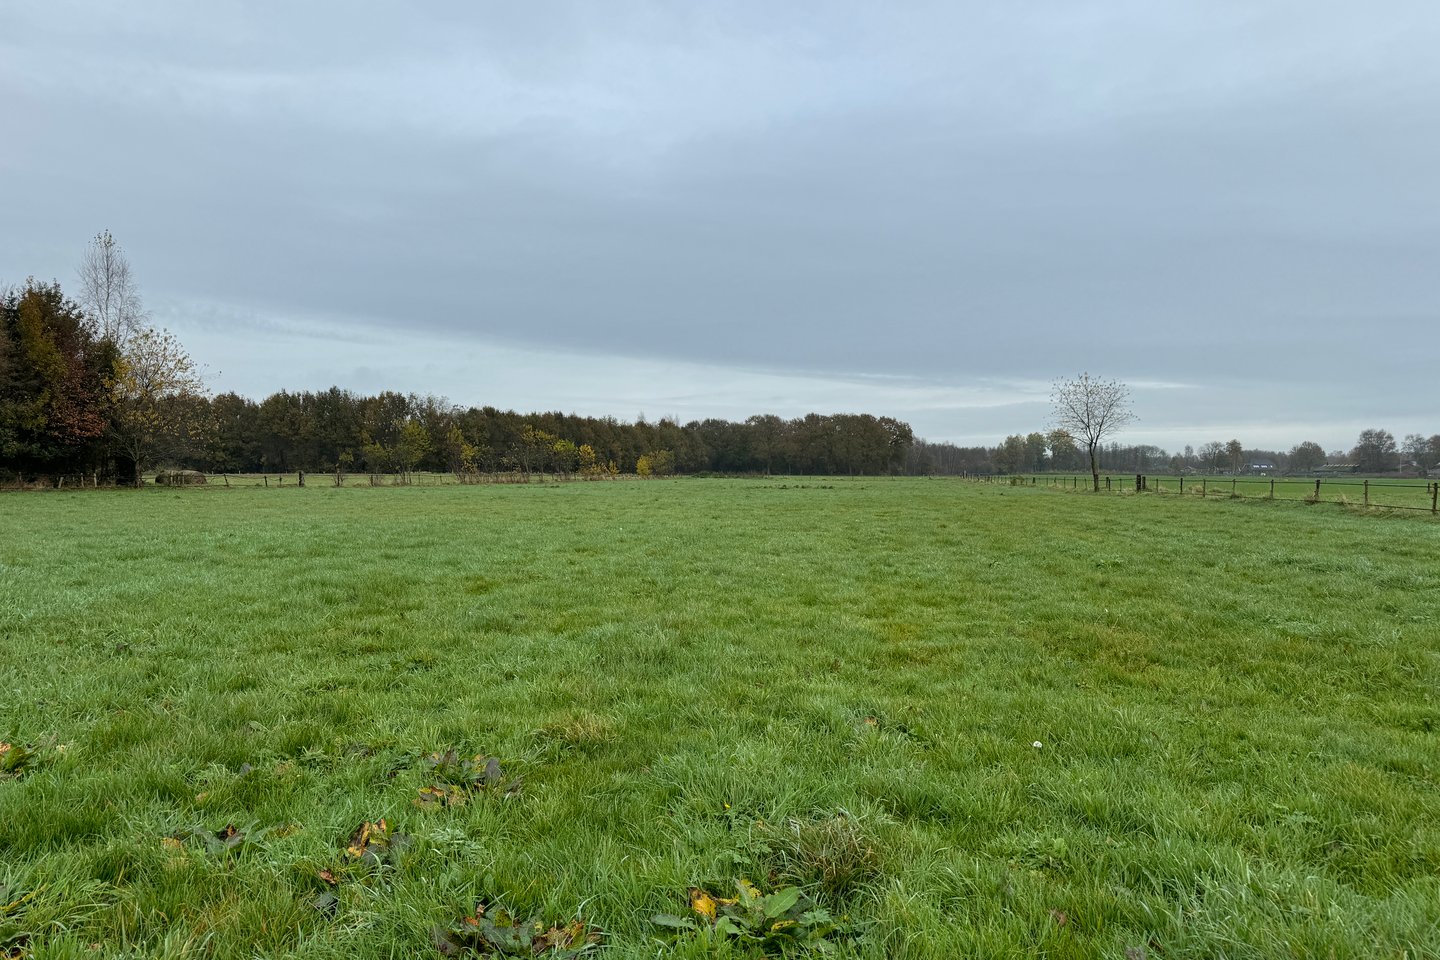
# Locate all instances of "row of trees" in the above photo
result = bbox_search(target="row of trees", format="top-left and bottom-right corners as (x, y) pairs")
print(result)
(5, 236), (1432, 486)
(2, 340), (920, 482)
(980, 430), (1439, 478)
(192, 392), (914, 479)
(1347, 428), (1438, 474)
(3, 234), (921, 484)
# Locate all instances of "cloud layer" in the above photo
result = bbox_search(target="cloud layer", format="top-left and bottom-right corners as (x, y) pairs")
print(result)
(3, 2), (1437, 448)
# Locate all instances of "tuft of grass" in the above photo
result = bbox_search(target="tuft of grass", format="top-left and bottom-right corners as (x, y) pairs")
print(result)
(535, 712), (617, 755)
(762, 811), (884, 897)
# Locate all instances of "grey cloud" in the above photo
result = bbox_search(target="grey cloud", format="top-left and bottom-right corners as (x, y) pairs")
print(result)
(2, 0), (1437, 450)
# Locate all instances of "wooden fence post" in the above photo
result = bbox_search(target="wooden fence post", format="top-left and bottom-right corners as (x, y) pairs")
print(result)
(1231, 478), (1236, 497)
(1363, 479), (1369, 506)
(1432, 481), (1438, 514)
(1202, 478), (1207, 498)
(1269, 478), (1274, 499)
(1314, 478), (1321, 500)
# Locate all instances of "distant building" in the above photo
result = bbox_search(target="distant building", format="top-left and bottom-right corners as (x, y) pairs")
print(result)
(1248, 461), (1276, 475)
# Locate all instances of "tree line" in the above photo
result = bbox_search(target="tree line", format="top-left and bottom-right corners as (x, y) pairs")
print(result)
(1, 235), (915, 484)
(8, 234), (1433, 485)
(187, 391), (916, 479)
(980, 429), (1440, 477)
(0, 281), (915, 483)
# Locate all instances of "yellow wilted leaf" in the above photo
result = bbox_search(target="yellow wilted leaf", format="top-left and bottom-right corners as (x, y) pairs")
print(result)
(689, 887), (717, 920)
(160, 837), (184, 851)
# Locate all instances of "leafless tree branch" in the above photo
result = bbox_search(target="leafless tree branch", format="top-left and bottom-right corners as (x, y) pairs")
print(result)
(77, 229), (146, 348)
(1050, 373), (1135, 491)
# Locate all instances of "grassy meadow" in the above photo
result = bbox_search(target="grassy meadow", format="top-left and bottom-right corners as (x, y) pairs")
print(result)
(2, 479), (1438, 958)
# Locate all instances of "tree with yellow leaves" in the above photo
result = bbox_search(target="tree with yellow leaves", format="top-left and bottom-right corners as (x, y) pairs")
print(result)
(106, 326), (208, 484)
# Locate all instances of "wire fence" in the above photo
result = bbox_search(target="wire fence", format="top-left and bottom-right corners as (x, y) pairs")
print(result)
(3, 470), (629, 491)
(984, 473), (1440, 514)
(12, 469), (1440, 513)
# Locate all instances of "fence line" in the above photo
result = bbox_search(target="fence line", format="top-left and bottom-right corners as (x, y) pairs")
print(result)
(3, 469), (642, 491)
(982, 473), (1440, 514)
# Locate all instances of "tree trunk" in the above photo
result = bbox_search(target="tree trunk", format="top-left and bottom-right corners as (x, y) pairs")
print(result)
(1089, 443), (1100, 492)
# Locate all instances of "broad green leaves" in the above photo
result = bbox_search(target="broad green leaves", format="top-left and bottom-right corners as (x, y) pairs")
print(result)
(652, 879), (845, 953)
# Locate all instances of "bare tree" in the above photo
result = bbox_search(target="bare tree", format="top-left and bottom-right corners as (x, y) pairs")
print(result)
(1050, 373), (1135, 491)
(77, 230), (146, 347)
(1400, 433), (1428, 469)
(1350, 428), (1397, 474)
(1287, 441), (1326, 473)
(1226, 438), (1244, 474)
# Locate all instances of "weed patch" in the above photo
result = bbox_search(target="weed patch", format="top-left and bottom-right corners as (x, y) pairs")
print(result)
(166, 821), (269, 860)
(415, 750), (522, 809)
(0, 741), (61, 780)
(653, 879), (849, 954)
(343, 819), (412, 868)
(432, 901), (601, 957)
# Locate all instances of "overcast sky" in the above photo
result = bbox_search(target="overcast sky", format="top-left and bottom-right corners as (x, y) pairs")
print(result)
(3, 2), (1437, 450)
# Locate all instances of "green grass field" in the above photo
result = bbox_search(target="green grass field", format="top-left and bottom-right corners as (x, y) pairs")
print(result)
(2, 480), (1438, 958)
